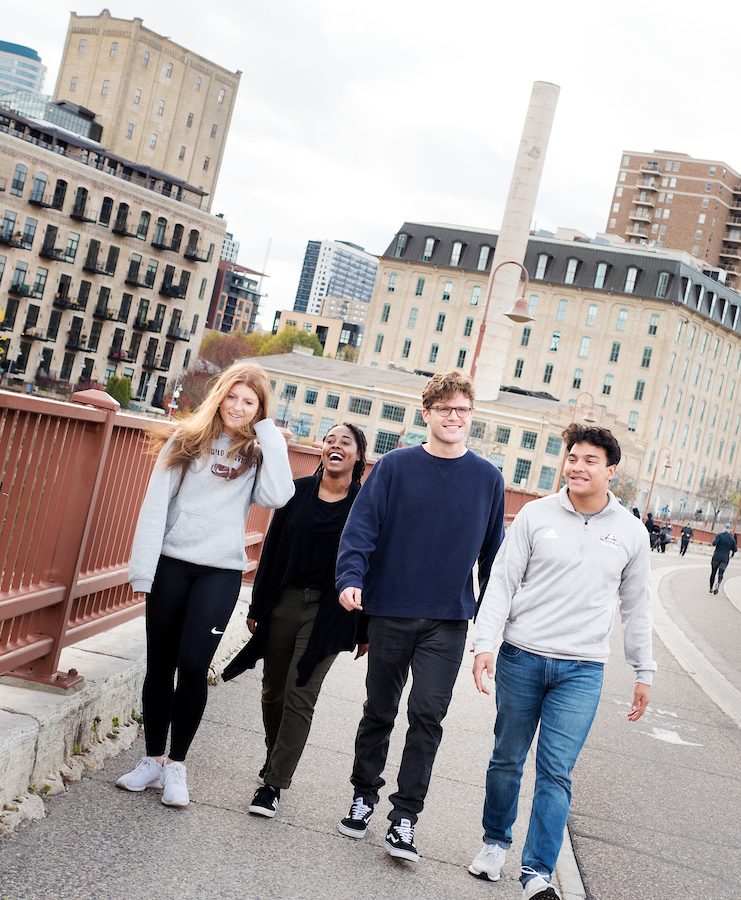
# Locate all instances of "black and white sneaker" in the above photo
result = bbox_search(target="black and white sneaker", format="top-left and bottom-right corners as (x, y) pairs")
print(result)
(384, 818), (419, 862)
(249, 784), (280, 817)
(338, 796), (375, 838)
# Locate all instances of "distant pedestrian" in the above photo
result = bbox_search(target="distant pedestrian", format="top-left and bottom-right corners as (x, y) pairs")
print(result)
(659, 524), (671, 554)
(709, 525), (737, 594)
(645, 512), (654, 534)
(335, 370), (505, 863)
(632, 507), (641, 519)
(221, 423), (368, 819)
(117, 363), (294, 808)
(680, 523), (693, 556)
(469, 424), (655, 899)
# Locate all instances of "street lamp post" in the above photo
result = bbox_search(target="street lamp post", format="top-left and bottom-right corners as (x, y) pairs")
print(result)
(469, 259), (534, 382)
(554, 392), (598, 490)
(644, 446), (673, 518)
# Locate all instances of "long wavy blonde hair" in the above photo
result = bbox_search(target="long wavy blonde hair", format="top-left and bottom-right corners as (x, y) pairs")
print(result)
(148, 362), (271, 474)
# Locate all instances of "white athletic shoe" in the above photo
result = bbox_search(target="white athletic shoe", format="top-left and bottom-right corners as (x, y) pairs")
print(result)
(161, 761), (190, 807)
(468, 843), (507, 881)
(115, 756), (164, 792)
(522, 872), (561, 899)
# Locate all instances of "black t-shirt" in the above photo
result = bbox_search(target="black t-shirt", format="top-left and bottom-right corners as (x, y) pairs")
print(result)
(292, 494), (353, 589)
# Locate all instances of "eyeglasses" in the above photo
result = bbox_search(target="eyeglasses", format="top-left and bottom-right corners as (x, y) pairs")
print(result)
(429, 405), (473, 418)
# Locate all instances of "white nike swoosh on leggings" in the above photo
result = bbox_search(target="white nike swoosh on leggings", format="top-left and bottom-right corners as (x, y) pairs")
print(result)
(211, 627), (224, 635)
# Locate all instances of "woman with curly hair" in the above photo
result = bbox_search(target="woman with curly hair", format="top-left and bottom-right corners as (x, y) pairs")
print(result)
(116, 362), (294, 808)
(222, 422), (368, 819)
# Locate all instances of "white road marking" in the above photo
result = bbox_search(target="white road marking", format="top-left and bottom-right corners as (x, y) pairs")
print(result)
(640, 727), (702, 747)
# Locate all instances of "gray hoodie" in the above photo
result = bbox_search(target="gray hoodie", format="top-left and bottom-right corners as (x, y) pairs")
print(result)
(473, 487), (656, 685)
(128, 419), (295, 593)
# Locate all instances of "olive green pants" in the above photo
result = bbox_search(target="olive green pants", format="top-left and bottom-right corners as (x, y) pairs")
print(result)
(261, 587), (337, 789)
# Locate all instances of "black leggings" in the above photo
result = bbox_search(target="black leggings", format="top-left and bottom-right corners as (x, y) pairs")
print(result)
(143, 555), (242, 761)
(710, 557), (728, 590)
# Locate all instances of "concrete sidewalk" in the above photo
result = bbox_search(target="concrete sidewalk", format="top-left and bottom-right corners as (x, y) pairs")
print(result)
(0, 588), (582, 899)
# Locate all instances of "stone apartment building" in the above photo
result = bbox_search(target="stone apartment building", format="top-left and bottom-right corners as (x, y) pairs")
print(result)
(53, 10), (240, 210)
(605, 149), (741, 290)
(0, 109), (224, 407)
(355, 221), (741, 516)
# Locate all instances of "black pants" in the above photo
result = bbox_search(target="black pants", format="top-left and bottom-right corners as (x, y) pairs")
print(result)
(710, 556), (729, 590)
(680, 538), (689, 556)
(350, 616), (467, 824)
(143, 555), (241, 761)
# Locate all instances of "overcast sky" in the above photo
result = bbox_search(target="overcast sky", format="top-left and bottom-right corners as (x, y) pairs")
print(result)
(6, 2), (741, 328)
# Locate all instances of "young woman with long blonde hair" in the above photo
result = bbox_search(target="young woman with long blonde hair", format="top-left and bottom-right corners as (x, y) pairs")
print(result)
(116, 362), (294, 808)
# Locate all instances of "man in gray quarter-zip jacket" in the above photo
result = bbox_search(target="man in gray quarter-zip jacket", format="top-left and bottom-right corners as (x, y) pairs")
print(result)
(467, 424), (655, 900)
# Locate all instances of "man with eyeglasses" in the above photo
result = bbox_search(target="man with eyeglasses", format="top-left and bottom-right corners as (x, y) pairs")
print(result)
(335, 370), (505, 863)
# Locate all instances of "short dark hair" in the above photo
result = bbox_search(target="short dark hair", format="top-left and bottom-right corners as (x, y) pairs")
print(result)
(561, 423), (621, 466)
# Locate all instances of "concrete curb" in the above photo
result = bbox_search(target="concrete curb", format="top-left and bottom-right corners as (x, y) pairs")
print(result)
(0, 588), (252, 835)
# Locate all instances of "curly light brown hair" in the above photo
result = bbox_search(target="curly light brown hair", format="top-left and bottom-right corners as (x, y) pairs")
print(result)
(421, 370), (475, 409)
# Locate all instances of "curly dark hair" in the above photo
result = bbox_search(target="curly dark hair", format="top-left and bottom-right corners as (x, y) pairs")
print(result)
(561, 423), (621, 466)
(314, 422), (368, 483)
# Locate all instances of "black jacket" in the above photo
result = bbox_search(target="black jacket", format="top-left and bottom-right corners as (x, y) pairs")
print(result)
(222, 475), (364, 686)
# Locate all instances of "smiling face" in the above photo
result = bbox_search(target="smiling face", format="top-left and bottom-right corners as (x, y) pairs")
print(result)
(564, 441), (616, 505)
(218, 383), (261, 437)
(422, 391), (473, 452)
(321, 425), (361, 477)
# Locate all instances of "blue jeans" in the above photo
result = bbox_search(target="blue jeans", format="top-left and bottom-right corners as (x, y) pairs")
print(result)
(482, 642), (604, 883)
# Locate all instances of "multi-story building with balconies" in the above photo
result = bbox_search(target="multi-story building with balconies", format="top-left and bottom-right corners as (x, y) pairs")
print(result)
(0, 108), (224, 407)
(605, 150), (741, 291)
(356, 221), (741, 517)
(207, 260), (261, 334)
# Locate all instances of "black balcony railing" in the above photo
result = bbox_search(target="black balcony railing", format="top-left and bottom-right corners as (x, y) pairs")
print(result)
(108, 347), (135, 362)
(39, 244), (68, 261)
(92, 307), (118, 321)
(53, 294), (86, 311)
(65, 332), (89, 351)
(184, 243), (209, 261)
(133, 316), (162, 332)
(29, 190), (55, 208)
(142, 354), (163, 370)
(70, 205), (98, 223)
(0, 230), (25, 249)
(9, 281), (31, 296)
(82, 259), (113, 276)
(112, 218), (136, 237)
(21, 327), (48, 342)
(167, 325), (191, 341)
(159, 282), (186, 298)
(125, 270), (156, 289)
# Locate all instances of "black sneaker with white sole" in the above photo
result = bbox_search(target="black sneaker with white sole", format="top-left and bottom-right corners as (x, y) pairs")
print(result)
(384, 818), (419, 862)
(338, 796), (375, 838)
(249, 784), (280, 817)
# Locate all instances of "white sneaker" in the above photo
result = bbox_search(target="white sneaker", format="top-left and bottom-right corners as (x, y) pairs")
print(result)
(161, 761), (190, 807)
(116, 756), (164, 792)
(522, 872), (561, 899)
(468, 843), (507, 881)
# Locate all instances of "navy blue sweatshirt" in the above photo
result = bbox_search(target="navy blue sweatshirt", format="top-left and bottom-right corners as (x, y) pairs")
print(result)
(712, 531), (737, 562)
(335, 445), (505, 619)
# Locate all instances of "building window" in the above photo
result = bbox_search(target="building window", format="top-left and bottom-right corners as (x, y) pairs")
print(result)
(78, 39), (86, 54)
(609, 341), (620, 363)
(550, 331), (560, 351)
(70, 76), (78, 93)
(457, 349), (467, 368)
(126, 122), (134, 139)
(450, 241), (464, 266)
(435, 313), (445, 332)
(528, 293), (538, 316)
(616, 308), (628, 331)
(602, 374), (613, 396)
(538, 466), (556, 491)
(134, 88), (141, 105)
(381, 403), (406, 423)
(641, 346), (652, 368)
(564, 258), (579, 284)
(304, 388), (318, 405)
(477, 246), (491, 271)
(649, 313), (659, 335)
(142, 50), (150, 66)
(348, 397), (372, 415)
(513, 459), (532, 486)
(572, 368), (583, 389)
(413, 410), (427, 428)
(543, 363), (553, 384)
(469, 285), (481, 306)
(514, 358), (524, 378)
(178, 145), (186, 160)
(381, 302), (390, 323)
(218, 89), (226, 104)
(394, 233), (408, 257)
(164, 63), (173, 78)
(656, 272), (670, 299)
(150, 133), (158, 149)
(579, 336), (590, 358)
(102, 79), (110, 96)
(535, 254), (549, 279)
(442, 281), (453, 302)
(429, 343), (439, 363)
(157, 99), (165, 116)
(556, 299), (568, 320)
(464, 317), (474, 337)
(187, 112), (193, 128)
(594, 262), (608, 289)
(374, 333), (384, 353)
(401, 338), (411, 358)
(634, 380), (645, 400)
(203, 157), (210, 171)
(624, 266), (639, 293)
(546, 435), (561, 455)
(415, 277), (425, 296)
(495, 425), (511, 444)
(423, 237), (435, 261)
(325, 393), (340, 409)
(628, 411), (639, 432)
(586, 304), (597, 326)
(210, 124), (218, 139)
(407, 307), (418, 328)
(374, 430), (400, 455)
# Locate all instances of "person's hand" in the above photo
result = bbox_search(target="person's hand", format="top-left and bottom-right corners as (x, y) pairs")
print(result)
(354, 643), (369, 659)
(628, 683), (650, 721)
(247, 617), (257, 634)
(339, 587), (363, 611)
(473, 652), (494, 695)
(132, 591), (146, 602)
